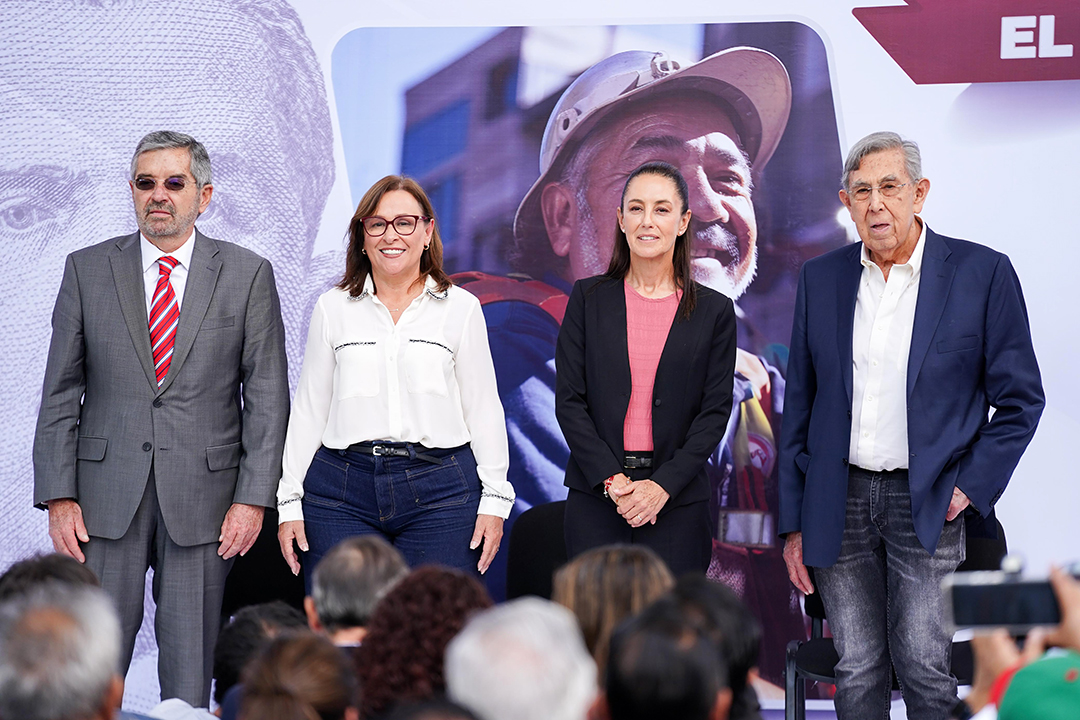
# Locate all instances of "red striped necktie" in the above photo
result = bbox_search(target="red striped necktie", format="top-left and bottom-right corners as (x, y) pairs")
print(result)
(149, 256), (180, 387)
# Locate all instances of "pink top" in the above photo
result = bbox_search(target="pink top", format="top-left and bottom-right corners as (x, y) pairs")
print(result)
(623, 282), (680, 452)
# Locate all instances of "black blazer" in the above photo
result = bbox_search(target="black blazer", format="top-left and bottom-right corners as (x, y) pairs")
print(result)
(555, 276), (737, 511)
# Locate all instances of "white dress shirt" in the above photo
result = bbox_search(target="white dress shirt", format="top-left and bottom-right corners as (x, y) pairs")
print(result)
(140, 230), (195, 315)
(849, 220), (927, 471)
(277, 276), (514, 522)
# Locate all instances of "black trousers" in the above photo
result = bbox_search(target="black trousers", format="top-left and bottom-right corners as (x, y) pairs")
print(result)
(563, 482), (711, 578)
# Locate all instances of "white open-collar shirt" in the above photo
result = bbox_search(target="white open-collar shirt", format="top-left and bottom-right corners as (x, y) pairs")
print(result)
(849, 219), (927, 471)
(277, 275), (514, 522)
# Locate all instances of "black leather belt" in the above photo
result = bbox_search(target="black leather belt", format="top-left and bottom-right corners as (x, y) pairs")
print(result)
(345, 442), (442, 464)
(623, 453), (653, 469)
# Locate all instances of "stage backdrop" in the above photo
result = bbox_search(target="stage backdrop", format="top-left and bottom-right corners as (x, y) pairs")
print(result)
(2, 1), (1077, 714)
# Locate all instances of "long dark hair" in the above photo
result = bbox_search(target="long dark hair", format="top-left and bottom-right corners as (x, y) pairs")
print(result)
(338, 175), (452, 297)
(605, 161), (696, 319)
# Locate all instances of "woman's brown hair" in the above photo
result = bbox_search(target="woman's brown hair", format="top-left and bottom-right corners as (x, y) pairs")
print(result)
(356, 566), (493, 719)
(338, 175), (452, 297)
(552, 544), (675, 675)
(240, 631), (358, 720)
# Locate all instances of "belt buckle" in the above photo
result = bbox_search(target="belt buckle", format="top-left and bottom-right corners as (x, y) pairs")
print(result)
(372, 444), (391, 457)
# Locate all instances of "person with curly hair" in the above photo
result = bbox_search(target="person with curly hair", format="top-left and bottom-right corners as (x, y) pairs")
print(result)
(240, 632), (359, 720)
(552, 544), (674, 675)
(356, 566), (493, 719)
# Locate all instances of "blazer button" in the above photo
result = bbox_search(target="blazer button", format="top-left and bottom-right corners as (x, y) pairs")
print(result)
(654, 399), (661, 407)
(142, 442), (152, 452)
(153, 399), (163, 408)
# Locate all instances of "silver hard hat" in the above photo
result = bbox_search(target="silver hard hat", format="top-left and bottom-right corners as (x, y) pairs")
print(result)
(514, 47), (792, 241)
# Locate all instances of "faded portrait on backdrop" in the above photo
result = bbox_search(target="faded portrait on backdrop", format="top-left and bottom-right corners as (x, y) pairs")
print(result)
(0, 0), (337, 707)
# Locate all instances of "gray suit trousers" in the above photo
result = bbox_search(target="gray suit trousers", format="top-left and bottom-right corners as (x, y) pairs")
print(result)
(84, 469), (232, 706)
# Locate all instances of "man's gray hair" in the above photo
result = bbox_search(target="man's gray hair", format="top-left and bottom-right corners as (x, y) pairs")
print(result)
(842, 131), (922, 192)
(130, 130), (213, 188)
(445, 597), (598, 720)
(0, 583), (121, 720)
(312, 535), (409, 633)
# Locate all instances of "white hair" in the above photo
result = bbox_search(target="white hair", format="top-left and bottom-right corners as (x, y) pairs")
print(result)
(445, 597), (598, 720)
(0, 583), (121, 720)
(842, 131), (922, 192)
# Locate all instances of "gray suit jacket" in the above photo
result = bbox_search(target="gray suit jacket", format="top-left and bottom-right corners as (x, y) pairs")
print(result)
(33, 230), (289, 546)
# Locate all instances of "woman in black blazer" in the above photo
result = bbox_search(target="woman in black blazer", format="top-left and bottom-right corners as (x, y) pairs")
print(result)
(555, 161), (737, 577)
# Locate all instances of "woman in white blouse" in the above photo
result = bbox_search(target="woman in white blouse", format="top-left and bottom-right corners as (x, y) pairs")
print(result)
(276, 176), (513, 584)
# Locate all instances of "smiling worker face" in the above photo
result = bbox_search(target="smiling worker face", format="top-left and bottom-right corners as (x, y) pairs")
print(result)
(544, 92), (757, 298)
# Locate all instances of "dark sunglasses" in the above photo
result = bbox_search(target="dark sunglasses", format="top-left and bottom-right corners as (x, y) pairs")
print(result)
(133, 176), (189, 192)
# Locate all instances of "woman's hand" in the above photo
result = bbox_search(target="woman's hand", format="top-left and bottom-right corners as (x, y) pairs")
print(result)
(277, 520), (308, 576)
(471, 514), (504, 575)
(614, 480), (670, 527)
(607, 472), (632, 507)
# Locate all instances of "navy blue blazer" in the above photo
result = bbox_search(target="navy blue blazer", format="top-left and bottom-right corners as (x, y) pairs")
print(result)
(778, 227), (1044, 568)
(555, 276), (737, 510)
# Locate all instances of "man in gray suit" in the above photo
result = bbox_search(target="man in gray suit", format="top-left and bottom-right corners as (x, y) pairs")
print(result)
(33, 131), (289, 706)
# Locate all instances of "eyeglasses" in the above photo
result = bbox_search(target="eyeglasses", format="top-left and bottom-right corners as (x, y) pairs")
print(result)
(133, 176), (189, 192)
(360, 214), (430, 237)
(849, 182), (908, 203)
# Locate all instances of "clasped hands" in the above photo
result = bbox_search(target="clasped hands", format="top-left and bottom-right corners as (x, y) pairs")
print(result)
(607, 473), (669, 528)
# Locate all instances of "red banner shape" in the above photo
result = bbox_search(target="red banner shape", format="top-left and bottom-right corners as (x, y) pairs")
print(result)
(853, 1), (1080, 84)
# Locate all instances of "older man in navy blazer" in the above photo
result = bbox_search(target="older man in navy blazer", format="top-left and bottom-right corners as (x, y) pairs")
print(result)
(778, 132), (1043, 719)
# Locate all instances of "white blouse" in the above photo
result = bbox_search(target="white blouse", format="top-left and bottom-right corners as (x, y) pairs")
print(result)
(276, 276), (514, 522)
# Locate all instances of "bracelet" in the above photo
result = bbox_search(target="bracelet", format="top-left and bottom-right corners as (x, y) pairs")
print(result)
(603, 475), (615, 499)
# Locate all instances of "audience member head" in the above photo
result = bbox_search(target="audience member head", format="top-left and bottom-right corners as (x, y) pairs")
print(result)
(0, 583), (124, 720)
(382, 698), (483, 720)
(0, 553), (100, 601)
(240, 632), (358, 720)
(213, 600), (308, 707)
(307, 535), (409, 645)
(601, 597), (731, 720)
(357, 566), (493, 719)
(670, 576), (762, 718)
(964, 567), (1080, 717)
(446, 597), (598, 720)
(552, 544), (675, 672)
(997, 649), (1080, 720)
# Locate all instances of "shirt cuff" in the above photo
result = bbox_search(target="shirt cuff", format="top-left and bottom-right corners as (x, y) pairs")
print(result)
(276, 496), (304, 523)
(478, 493), (514, 519)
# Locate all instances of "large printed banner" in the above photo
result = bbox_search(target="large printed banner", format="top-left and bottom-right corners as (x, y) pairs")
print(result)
(2, 1), (1077, 712)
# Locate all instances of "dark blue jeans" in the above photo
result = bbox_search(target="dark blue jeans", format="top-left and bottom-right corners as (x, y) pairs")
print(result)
(815, 467), (964, 720)
(300, 443), (482, 589)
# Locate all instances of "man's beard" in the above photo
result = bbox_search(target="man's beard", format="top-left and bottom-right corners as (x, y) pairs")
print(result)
(573, 185), (609, 278)
(138, 200), (200, 239)
(689, 222), (757, 299)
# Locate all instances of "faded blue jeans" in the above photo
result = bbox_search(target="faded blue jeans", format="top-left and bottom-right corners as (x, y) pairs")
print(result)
(815, 467), (964, 720)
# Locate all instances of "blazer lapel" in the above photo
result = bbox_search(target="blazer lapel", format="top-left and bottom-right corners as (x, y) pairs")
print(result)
(157, 229), (221, 395)
(599, 279), (632, 410)
(655, 285), (701, 389)
(836, 243), (862, 407)
(110, 232), (160, 390)
(907, 228), (955, 398)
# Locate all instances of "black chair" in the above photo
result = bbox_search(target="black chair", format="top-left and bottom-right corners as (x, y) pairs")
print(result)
(784, 518), (1006, 720)
(505, 500), (568, 600)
